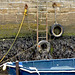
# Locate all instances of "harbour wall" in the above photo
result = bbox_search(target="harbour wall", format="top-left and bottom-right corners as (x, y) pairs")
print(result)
(0, 0), (75, 26)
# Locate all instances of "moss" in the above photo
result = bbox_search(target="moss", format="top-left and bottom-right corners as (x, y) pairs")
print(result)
(50, 45), (54, 55)
(63, 33), (75, 36)
(63, 26), (75, 36)
(0, 23), (75, 38)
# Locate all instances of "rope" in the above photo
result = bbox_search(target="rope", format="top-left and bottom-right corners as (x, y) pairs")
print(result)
(0, 44), (37, 66)
(0, 12), (26, 63)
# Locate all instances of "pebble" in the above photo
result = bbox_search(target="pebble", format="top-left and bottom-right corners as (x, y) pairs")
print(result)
(0, 36), (75, 64)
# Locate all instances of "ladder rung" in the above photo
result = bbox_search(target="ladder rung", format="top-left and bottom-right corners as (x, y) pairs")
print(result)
(39, 18), (46, 19)
(30, 28), (37, 31)
(39, 24), (47, 25)
(38, 37), (46, 38)
(38, 30), (46, 32)
(28, 21), (36, 23)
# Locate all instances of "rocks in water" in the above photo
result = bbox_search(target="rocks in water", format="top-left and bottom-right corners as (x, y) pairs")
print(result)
(51, 36), (75, 59)
(0, 36), (75, 64)
(0, 37), (35, 62)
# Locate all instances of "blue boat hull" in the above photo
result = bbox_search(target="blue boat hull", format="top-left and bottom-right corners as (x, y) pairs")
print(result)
(7, 67), (75, 75)
(7, 58), (75, 75)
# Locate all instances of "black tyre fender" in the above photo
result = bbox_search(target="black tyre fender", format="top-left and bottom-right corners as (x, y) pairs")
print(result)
(51, 24), (64, 37)
(37, 40), (50, 52)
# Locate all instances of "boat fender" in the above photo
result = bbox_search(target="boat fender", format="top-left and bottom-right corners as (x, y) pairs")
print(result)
(37, 40), (50, 52)
(51, 24), (64, 37)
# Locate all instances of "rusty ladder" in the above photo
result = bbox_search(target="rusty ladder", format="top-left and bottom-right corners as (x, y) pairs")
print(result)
(37, 0), (48, 43)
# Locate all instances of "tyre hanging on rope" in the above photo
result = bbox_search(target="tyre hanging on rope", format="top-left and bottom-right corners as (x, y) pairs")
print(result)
(51, 24), (64, 37)
(50, 3), (64, 38)
(37, 40), (50, 52)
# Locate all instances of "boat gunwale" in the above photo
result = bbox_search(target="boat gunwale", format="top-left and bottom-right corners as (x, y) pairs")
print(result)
(20, 68), (75, 73)
(7, 65), (75, 73)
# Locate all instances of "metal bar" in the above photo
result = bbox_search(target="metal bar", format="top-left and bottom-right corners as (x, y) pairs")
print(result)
(38, 37), (46, 38)
(39, 24), (46, 25)
(38, 30), (46, 32)
(16, 61), (19, 75)
(37, 0), (39, 43)
(36, 0), (48, 42)
(28, 21), (36, 23)
(39, 18), (46, 19)
(46, 2), (48, 41)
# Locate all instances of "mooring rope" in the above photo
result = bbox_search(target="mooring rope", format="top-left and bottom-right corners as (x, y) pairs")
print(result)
(0, 5), (28, 63)
(0, 15), (25, 63)
(0, 44), (37, 66)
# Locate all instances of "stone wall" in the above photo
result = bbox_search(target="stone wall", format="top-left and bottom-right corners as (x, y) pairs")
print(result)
(0, 0), (75, 26)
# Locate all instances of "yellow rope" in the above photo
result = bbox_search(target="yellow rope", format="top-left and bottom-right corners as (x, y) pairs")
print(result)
(0, 13), (26, 63)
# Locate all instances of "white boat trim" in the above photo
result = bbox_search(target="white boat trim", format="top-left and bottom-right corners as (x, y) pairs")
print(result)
(20, 68), (75, 73)
(7, 65), (16, 68)
(7, 65), (75, 73)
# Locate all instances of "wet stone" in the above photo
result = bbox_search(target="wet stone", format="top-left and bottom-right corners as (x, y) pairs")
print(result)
(0, 36), (75, 64)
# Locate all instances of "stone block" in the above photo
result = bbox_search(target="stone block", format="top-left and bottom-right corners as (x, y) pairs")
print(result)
(7, 9), (18, 14)
(72, 2), (75, 7)
(47, 13), (55, 20)
(48, 20), (54, 26)
(17, 14), (23, 22)
(68, 13), (75, 24)
(0, 3), (8, 8)
(8, 3), (13, 8)
(9, 0), (21, 2)
(60, 8), (70, 13)
(69, 8), (75, 12)
(0, 15), (4, 22)
(4, 14), (17, 23)
(0, 0), (9, 2)
(48, 8), (55, 13)
(8, 3), (24, 8)
(27, 14), (37, 21)
(0, 9), (7, 14)
(28, 8), (37, 13)
(21, 0), (30, 2)
(61, 0), (74, 2)
(63, 1), (72, 8)
(47, 2), (53, 7)
(28, 2), (37, 8)
(30, 0), (37, 2)
(49, 0), (60, 2)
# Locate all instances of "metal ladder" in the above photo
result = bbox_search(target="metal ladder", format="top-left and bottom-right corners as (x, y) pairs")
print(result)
(37, 0), (48, 43)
